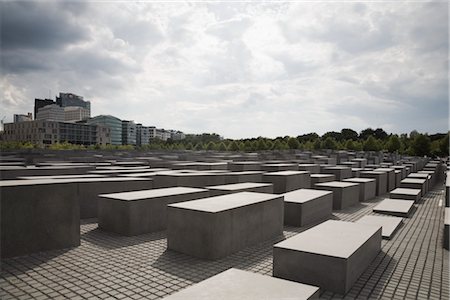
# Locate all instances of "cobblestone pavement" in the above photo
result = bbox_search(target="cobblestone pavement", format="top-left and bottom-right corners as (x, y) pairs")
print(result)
(1, 185), (448, 299)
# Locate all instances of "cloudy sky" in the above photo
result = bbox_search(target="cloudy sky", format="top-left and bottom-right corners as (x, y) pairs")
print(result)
(1, 1), (448, 139)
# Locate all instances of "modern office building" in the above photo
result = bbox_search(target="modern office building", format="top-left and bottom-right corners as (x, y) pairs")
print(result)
(13, 113), (33, 123)
(87, 115), (122, 145)
(56, 92), (91, 117)
(3, 120), (110, 147)
(169, 130), (186, 141)
(64, 106), (90, 122)
(122, 120), (137, 145)
(36, 104), (64, 122)
(34, 98), (55, 119)
(136, 124), (151, 146)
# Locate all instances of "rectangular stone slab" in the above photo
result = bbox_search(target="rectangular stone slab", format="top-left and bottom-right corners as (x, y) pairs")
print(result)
(298, 164), (320, 174)
(322, 166), (352, 180)
(356, 215), (403, 240)
(227, 161), (262, 171)
(262, 163), (299, 172)
(163, 268), (320, 300)
(153, 172), (226, 188)
(283, 189), (333, 227)
(207, 182), (273, 196)
(360, 171), (388, 196)
(390, 188), (422, 203)
(273, 220), (381, 294)
(372, 198), (415, 217)
(98, 187), (209, 236)
(343, 178), (376, 201)
(262, 171), (311, 194)
(311, 174), (335, 185)
(167, 192), (284, 260)
(1, 180), (80, 258)
(374, 168), (396, 192)
(400, 178), (427, 196)
(314, 181), (360, 210)
(222, 171), (263, 184)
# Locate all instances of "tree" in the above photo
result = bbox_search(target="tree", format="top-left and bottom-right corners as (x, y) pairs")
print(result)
(287, 137), (300, 149)
(345, 139), (356, 150)
(373, 128), (388, 140)
(321, 137), (338, 150)
(229, 140), (240, 151)
(439, 133), (449, 157)
(256, 139), (267, 151)
(205, 141), (216, 151)
(363, 135), (380, 151)
(313, 139), (321, 150)
(322, 131), (341, 141)
(386, 135), (401, 153)
(411, 134), (431, 156)
(341, 128), (358, 141)
(359, 128), (375, 140)
(217, 142), (228, 151)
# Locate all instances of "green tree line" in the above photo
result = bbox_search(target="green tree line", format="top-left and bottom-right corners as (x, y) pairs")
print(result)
(1, 128), (448, 157)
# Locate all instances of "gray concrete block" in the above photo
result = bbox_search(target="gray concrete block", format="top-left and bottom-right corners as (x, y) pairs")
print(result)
(227, 161), (262, 171)
(356, 215), (403, 240)
(314, 181), (360, 210)
(262, 163), (299, 172)
(0, 179), (80, 258)
(273, 220), (381, 294)
(374, 168), (396, 192)
(163, 268), (320, 300)
(283, 189), (333, 227)
(98, 187), (209, 236)
(373, 198), (415, 217)
(207, 182), (273, 196)
(400, 178), (427, 196)
(222, 171), (263, 184)
(167, 192), (284, 260)
(311, 173), (335, 185)
(390, 188), (421, 203)
(360, 171), (388, 196)
(322, 166), (352, 180)
(262, 171), (311, 194)
(298, 164), (320, 174)
(153, 171), (226, 188)
(343, 178), (376, 201)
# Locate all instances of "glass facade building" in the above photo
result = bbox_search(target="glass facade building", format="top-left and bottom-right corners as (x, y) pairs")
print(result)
(87, 115), (122, 145)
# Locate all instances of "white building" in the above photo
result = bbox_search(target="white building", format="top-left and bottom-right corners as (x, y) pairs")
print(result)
(64, 106), (90, 122)
(36, 104), (64, 122)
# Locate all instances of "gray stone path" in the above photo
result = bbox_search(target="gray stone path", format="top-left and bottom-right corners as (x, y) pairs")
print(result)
(1, 185), (448, 299)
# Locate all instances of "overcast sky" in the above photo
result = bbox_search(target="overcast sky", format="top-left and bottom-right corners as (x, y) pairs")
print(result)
(1, 1), (448, 139)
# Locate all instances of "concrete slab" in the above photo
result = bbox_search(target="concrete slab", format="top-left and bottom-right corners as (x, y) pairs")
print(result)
(153, 171), (226, 188)
(167, 192), (284, 260)
(0, 179), (80, 258)
(222, 171), (263, 184)
(314, 181), (360, 210)
(360, 171), (388, 196)
(373, 198), (415, 217)
(163, 268), (320, 300)
(262, 163), (299, 172)
(273, 220), (381, 294)
(343, 178), (376, 201)
(227, 161), (262, 171)
(298, 164), (320, 174)
(262, 171), (311, 194)
(98, 187), (209, 236)
(391, 186), (422, 203)
(322, 166), (352, 180)
(311, 174), (335, 185)
(400, 178), (427, 196)
(207, 182), (273, 196)
(356, 215), (403, 240)
(374, 168), (396, 192)
(283, 189), (333, 227)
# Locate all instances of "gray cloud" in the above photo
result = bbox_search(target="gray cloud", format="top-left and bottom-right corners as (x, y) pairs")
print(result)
(0, 1), (90, 50)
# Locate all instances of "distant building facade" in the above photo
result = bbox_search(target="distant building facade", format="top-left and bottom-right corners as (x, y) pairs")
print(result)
(169, 130), (186, 141)
(64, 106), (90, 122)
(122, 120), (136, 145)
(136, 124), (150, 146)
(87, 115), (122, 145)
(3, 120), (110, 147)
(36, 104), (64, 122)
(34, 98), (55, 119)
(13, 113), (33, 123)
(56, 92), (91, 116)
